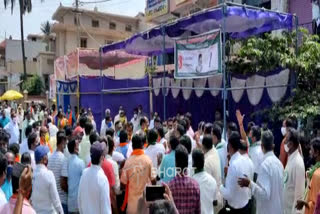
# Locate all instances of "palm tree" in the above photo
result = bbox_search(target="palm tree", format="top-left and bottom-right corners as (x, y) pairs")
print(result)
(3, 0), (43, 80)
(40, 21), (51, 36)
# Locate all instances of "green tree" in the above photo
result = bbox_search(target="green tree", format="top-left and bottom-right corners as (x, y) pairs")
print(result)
(40, 21), (51, 36)
(228, 29), (320, 124)
(3, 0), (44, 80)
(22, 74), (44, 95)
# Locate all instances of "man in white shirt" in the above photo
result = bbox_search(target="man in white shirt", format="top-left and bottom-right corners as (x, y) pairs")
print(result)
(48, 131), (68, 214)
(27, 132), (39, 170)
(248, 125), (264, 180)
(212, 124), (227, 181)
(179, 135), (193, 175)
(19, 125), (33, 155)
(4, 112), (20, 145)
(104, 136), (121, 194)
(4, 105), (11, 119)
(145, 129), (165, 169)
(78, 142), (111, 214)
(149, 112), (157, 129)
(31, 145), (64, 214)
(21, 111), (35, 141)
(220, 131), (252, 214)
(47, 117), (58, 138)
(192, 149), (217, 214)
(283, 128), (305, 214)
(130, 109), (140, 134)
(0, 153), (7, 207)
(203, 134), (222, 212)
(100, 115), (113, 137)
(238, 130), (284, 214)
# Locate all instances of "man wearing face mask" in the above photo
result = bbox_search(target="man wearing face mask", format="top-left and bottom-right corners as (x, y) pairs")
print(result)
(31, 145), (64, 214)
(114, 106), (124, 124)
(21, 111), (35, 142)
(149, 112), (158, 129)
(280, 118), (295, 168)
(283, 128), (305, 214)
(1, 151), (14, 201)
(4, 112), (19, 145)
(100, 115), (113, 137)
(238, 130), (284, 214)
(130, 108), (139, 134)
(0, 110), (10, 129)
(66, 105), (74, 127)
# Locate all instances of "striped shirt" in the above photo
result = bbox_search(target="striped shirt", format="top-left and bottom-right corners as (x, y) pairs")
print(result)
(48, 151), (68, 205)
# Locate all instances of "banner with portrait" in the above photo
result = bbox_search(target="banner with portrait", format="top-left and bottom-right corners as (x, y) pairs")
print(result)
(174, 30), (222, 79)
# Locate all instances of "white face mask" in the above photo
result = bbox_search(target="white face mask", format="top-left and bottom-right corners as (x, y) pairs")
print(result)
(284, 143), (290, 153)
(134, 114), (137, 119)
(281, 127), (287, 136)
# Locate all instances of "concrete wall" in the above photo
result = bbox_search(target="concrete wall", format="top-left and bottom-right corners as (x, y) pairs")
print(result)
(289, 0), (312, 31)
(5, 40), (46, 61)
(38, 53), (55, 75)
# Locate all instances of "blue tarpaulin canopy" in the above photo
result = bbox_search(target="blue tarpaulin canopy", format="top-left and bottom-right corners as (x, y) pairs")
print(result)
(101, 3), (294, 56)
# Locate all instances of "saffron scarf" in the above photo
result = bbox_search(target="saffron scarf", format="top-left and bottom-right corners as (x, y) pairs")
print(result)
(119, 142), (128, 147)
(121, 149), (144, 211)
(66, 111), (73, 126)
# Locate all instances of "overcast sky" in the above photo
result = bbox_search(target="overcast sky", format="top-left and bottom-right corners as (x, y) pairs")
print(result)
(0, 0), (146, 40)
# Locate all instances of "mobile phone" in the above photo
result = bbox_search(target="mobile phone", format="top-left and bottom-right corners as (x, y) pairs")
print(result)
(12, 163), (27, 178)
(145, 185), (165, 202)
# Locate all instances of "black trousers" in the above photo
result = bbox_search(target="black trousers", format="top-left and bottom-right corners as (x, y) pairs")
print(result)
(218, 201), (251, 214)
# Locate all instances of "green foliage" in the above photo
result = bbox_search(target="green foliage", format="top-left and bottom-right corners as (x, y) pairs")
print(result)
(22, 74), (44, 95)
(41, 21), (52, 36)
(228, 28), (320, 123)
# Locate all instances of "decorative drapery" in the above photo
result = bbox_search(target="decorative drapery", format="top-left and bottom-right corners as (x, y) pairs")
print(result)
(231, 77), (246, 103)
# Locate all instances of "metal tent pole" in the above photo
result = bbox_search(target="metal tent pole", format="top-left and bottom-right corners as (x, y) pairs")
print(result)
(222, 2), (227, 140)
(99, 47), (104, 120)
(295, 15), (299, 56)
(162, 26), (167, 121)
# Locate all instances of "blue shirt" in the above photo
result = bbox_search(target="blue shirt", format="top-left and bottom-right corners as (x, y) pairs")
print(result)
(159, 150), (176, 183)
(1, 178), (12, 201)
(0, 117), (9, 128)
(116, 145), (129, 159)
(68, 154), (85, 212)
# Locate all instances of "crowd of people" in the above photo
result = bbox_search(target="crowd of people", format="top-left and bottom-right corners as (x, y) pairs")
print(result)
(0, 100), (319, 214)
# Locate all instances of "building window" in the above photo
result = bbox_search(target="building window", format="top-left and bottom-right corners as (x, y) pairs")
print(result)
(80, 38), (87, 48)
(92, 20), (99, 28)
(74, 17), (79, 26)
(47, 59), (54, 65)
(105, 40), (113, 45)
(109, 22), (116, 30)
(33, 58), (37, 62)
(125, 25), (132, 32)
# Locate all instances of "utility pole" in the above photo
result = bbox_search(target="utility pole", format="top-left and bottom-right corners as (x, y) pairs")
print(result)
(75, 0), (80, 48)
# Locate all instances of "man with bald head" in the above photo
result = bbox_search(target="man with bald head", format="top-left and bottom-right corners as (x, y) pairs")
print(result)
(1, 151), (14, 201)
